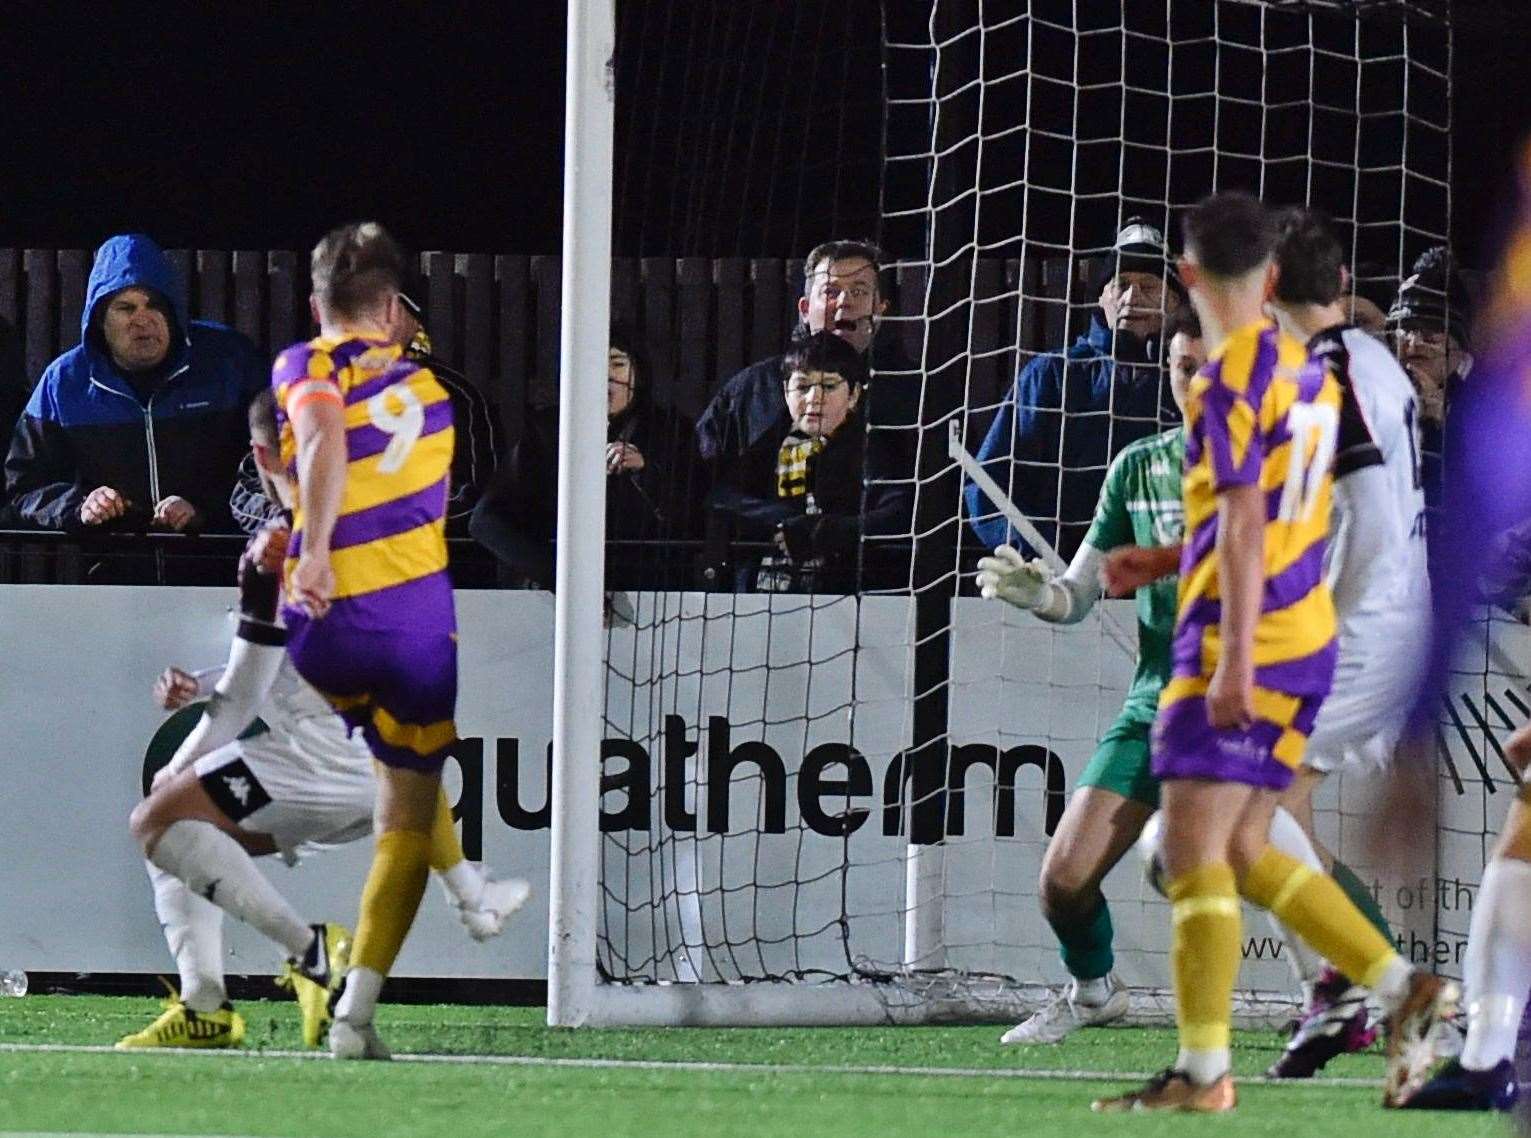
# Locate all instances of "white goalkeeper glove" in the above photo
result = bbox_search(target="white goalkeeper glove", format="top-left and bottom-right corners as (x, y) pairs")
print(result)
(975, 544), (1052, 610)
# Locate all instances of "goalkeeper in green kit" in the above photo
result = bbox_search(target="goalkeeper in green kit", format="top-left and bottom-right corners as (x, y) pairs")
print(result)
(976, 307), (1203, 1044)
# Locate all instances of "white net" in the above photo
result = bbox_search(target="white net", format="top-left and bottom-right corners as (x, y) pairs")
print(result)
(588, 0), (1460, 1023)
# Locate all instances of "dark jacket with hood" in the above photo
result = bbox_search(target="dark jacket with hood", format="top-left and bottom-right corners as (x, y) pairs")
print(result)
(963, 313), (1172, 560)
(4, 234), (265, 532)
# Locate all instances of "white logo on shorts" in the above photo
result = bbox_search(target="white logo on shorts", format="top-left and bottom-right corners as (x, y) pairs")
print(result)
(224, 775), (252, 807)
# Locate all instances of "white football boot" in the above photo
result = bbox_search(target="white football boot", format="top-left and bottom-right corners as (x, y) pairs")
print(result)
(445, 871), (532, 943)
(1001, 974), (1130, 1045)
(330, 1017), (392, 1061)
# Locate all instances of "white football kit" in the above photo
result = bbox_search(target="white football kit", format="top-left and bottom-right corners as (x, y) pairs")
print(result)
(1304, 324), (1432, 772)
(163, 559), (376, 861)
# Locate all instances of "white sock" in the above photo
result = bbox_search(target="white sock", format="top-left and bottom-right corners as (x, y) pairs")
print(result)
(440, 860), (485, 909)
(1265, 807), (1328, 992)
(1070, 975), (1110, 1006)
(149, 820), (313, 959)
(334, 966), (384, 1025)
(1461, 858), (1531, 1070)
(1372, 957), (1414, 1013)
(148, 861), (226, 1013)
(1177, 1046), (1229, 1085)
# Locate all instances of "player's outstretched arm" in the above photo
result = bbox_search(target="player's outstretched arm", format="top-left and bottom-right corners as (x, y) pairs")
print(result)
(1100, 543), (1181, 596)
(977, 541), (1105, 623)
(155, 637), (284, 788)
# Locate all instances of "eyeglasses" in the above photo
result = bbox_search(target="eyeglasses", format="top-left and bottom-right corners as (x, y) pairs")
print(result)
(785, 378), (848, 397)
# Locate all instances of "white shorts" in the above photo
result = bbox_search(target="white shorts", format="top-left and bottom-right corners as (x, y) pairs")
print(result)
(1305, 622), (1425, 774)
(192, 725), (375, 862)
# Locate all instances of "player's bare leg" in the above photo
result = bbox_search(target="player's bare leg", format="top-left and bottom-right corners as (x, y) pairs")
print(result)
(330, 764), (440, 1060)
(1003, 788), (1146, 1044)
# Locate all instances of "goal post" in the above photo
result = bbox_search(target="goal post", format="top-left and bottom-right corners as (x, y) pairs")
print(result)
(547, 0), (1457, 1028)
(547, 0), (615, 1029)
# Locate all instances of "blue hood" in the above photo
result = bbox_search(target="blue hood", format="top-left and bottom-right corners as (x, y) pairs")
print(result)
(82, 234), (189, 348)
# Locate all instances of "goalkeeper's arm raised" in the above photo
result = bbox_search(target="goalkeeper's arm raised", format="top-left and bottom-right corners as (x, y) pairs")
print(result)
(976, 540), (1106, 624)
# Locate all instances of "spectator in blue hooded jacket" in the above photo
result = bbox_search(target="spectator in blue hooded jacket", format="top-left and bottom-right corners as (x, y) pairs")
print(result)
(962, 219), (1185, 561)
(4, 234), (264, 532)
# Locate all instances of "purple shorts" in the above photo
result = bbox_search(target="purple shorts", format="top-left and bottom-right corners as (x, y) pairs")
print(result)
(286, 612), (459, 773)
(1151, 689), (1326, 791)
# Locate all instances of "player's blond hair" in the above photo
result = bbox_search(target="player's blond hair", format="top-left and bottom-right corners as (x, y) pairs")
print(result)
(310, 221), (405, 320)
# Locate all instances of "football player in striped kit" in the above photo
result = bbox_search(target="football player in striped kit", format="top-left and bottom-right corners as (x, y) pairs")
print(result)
(1093, 192), (1452, 1114)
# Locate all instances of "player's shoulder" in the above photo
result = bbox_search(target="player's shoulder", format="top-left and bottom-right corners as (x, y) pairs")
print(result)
(1203, 319), (1283, 397)
(1339, 326), (1414, 401)
(1112, 425), (1183, 467)
(271, 337), (338, 386)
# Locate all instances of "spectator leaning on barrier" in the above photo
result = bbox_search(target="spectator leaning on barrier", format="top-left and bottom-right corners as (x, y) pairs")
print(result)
(1388, 244), (1475, 510)
(705, 331), (911, 594)
(4, 233), (263, 532)
(470, 324), (702, 589)
(963, 217), (1186, 561)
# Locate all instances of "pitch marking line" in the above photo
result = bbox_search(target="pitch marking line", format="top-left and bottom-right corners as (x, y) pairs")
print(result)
(0, 1041), (1383, 1087)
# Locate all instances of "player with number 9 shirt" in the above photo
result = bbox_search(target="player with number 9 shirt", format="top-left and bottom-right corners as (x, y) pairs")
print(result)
(272, 221), (458, 1060)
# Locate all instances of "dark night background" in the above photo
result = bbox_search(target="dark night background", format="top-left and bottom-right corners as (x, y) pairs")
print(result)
(0, 1), (1525, 268)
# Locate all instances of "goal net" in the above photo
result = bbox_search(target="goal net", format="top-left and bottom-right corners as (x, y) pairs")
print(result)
(551, 0), (1459, 1026)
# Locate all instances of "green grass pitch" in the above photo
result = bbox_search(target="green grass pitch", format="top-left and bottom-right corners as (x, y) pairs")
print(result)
(0, 996), (1511, 1138)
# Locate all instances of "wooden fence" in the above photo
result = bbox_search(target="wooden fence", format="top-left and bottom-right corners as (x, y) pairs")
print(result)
(0, 249), (1104, 445)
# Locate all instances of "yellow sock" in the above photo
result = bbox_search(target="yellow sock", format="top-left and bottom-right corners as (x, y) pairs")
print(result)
(1167, 862), (1241, 1055)
(350, 829), (431, 975)
(1240, 846), (1398, 989)
(427, 788), (465, 873)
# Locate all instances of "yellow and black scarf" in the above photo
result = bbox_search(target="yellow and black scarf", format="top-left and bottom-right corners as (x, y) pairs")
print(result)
(775, 431), (826, 499)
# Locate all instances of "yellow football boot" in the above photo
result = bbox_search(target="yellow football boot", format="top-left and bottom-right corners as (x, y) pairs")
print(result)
(275, 921), (352, 1048)
(115, 996), (246, 1050)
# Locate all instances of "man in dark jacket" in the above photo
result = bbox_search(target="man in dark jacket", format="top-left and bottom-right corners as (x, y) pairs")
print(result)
(707, 332), (911, 593)
(695, 239), (919, 467)
(4, 233), (264, 532)
(963, 219), (1186, 561)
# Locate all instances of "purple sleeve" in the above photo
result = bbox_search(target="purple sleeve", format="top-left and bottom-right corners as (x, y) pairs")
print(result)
(1198, 366), (1263, 491)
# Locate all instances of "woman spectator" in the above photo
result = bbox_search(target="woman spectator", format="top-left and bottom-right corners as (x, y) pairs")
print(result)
(470, 325), (702, 589)
(707, 331), (911, 593)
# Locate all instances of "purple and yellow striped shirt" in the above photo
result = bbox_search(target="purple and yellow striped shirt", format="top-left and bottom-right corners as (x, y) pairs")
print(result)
(1165, 319), (1342, 699)
(272, 335), (454, 629)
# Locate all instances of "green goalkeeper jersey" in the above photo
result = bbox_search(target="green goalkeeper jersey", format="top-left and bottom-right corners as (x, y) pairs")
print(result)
(1082, 426), (1185, 714)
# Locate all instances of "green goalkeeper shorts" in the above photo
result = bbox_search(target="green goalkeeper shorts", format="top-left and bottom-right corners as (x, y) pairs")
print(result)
(1076, 702), (1160, 808)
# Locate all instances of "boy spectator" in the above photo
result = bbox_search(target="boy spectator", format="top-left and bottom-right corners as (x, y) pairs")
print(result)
(706, 331), (910, 593)
(5, 233), (263, 532)
(963, 218), (1186, 561)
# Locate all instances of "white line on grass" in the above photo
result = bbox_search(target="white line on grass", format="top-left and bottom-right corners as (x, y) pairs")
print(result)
(0, 1041), (1385, 1088)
